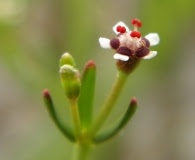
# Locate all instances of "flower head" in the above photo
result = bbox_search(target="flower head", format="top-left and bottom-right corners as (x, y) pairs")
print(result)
(99, 18), (160, 62)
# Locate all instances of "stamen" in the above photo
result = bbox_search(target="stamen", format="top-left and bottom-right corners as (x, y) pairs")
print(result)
(116, 25), (126, 33)
(130, 31), (141, 38)
(116, 25), (122, 32)
(120, 26), (126, 33)
(131, 18), (142, 28)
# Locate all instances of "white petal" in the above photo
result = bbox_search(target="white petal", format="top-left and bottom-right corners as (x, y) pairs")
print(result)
(112, 21), (130, 34)
(113, 53), (129, 61)
(145, 33), (160, 46)
(142, 51), (157, 59)
(99, 37), (111, 49)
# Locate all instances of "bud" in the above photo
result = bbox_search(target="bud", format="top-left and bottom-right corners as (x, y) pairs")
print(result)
(42, 89), (53, 107)
(59, 65), (81, 99)
(130, 97), (138, 106)
(59, 52), (76, 67)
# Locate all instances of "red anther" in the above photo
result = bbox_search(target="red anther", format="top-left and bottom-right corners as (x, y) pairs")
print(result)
(130, 31), (141, 38)
(116, 25), (122, 32)
(120, 26), (126, 33)
(131, 18), (142, 27)
(137, 21), (142, 27)
(116, 25), (126, 33)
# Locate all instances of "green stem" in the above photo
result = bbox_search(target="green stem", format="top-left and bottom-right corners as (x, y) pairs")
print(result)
(70, 99), (81, 138)
(88, 71), (128, 137)
(72, 143), (90, 160)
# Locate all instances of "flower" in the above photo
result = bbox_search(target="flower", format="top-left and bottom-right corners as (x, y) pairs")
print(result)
(99, 18), (160, 61)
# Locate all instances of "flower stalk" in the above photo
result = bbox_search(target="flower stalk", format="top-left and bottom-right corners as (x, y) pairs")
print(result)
(88, 71), (128, 137)
(72, 143), (91, 160)
(70, 99), (81, 138)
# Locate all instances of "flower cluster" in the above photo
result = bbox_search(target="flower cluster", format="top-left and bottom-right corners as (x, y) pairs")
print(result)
(99, 18), (160, 62)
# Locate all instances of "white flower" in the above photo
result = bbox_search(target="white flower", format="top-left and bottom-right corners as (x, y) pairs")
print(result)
(99, 18), (160, 61)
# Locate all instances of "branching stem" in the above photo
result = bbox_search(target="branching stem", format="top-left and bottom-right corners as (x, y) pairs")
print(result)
(88, 71), (128, 137)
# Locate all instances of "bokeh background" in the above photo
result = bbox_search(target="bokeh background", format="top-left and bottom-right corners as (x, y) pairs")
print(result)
(0, 0), (195, 160)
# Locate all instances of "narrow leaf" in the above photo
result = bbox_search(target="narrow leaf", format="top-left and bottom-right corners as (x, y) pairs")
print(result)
(78, 60), (96, 129)
(42, 89), (76, 142)
(93, 97), (137, 143)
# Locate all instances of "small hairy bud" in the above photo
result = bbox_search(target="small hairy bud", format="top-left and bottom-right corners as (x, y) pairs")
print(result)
(59, 65), (81, 99)
(59, 52), (76, 67)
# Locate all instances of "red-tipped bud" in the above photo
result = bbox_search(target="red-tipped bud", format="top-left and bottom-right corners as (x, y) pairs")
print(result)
(85, 60), (96, 70)
(42, 89), (53, 107)
(42, 89), (51, 99)
(130, 97), (138, 106)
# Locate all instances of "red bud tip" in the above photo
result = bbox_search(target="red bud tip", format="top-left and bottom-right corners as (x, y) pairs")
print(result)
(85, 60), (96, 69)
(130, 97), (137, 105)
(42, 89), (50, 97)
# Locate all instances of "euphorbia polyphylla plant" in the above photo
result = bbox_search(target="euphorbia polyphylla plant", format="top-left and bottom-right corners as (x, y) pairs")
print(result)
(42, 18), (159, 160)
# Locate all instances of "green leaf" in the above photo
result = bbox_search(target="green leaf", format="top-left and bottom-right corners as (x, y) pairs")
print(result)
(42, 89), (76, 142)
(93, 97), (137, 143)
(78, 60), (96, 129)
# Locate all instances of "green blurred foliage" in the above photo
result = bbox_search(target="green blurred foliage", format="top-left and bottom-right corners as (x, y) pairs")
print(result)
(0, 0), (195, 160)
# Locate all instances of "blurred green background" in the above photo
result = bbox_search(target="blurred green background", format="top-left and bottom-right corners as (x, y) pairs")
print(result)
(0, 0), (195, 160)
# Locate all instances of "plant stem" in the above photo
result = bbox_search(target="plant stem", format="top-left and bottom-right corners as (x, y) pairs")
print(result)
(70, 99), (81, 138)
(88, 71), (128, 137)
(72, 143), (90, 160)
